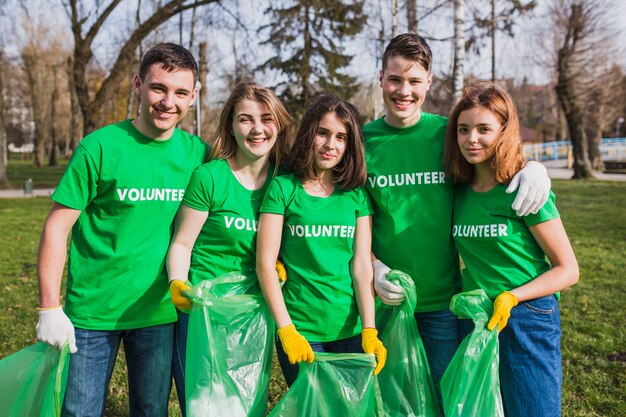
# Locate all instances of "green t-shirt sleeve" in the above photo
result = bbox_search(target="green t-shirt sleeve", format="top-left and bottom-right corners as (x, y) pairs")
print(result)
(182, 166), (213, 212)
(51, 143), (99, 210)
(259, 177), (287, 215)
(356, 187), (373, 217)
(523, 191), (559, 227)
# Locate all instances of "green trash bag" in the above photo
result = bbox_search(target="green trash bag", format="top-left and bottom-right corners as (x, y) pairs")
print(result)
(184, 272), (274, 417)
(440, 289), (504, 417)
(0, 342), (70, 417)
(375, 270), (441, 417)
(268, 352), (385, 417)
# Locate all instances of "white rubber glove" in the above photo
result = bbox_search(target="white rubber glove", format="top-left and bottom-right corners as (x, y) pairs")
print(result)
(506, 161), (551, 216)
(37, 306), (77, 353)
(373, 260), (405, 305)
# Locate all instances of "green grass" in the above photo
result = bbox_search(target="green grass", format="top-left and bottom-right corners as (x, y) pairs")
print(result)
(0, 180), (624, 416)
(0, 197), (287, 416)
(551, 181), (626, 416)
(3, 154), (68, 189)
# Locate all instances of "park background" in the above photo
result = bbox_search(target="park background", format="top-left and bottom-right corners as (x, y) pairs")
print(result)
(0, 0), (625, 416)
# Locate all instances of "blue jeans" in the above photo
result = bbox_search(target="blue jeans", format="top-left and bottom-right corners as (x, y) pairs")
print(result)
(459, 295), (562, 417)
(276, 333), (363, 387)
(414, 309), (460, 410)
(62, 323), (174, 417)
(414, 309), (460, 384)
(173, 310), (189, 417)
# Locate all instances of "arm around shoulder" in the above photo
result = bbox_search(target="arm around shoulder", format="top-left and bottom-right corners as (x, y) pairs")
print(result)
(507, 161), (551, 216)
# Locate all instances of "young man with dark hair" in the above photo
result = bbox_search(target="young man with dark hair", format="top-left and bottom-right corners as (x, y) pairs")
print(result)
(364, 33), (551, 401)
(36, 42), (208, 417)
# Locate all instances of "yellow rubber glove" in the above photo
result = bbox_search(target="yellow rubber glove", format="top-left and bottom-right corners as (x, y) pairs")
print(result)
(361, 328), (387, 375)
(169, 279), (192, 311)
(487, 291), (518, 331)
(275, 259), (287, 283)
(277, 324), (315, 364)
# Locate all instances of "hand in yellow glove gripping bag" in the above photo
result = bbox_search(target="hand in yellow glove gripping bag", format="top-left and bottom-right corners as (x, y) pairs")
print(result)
(375, 270), (442, 417)
(277, 324), (315, 364)
(361, 328), (387, 375)
(169, 279), (192, 311)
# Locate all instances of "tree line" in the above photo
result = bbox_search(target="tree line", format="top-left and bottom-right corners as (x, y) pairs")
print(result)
(0, 0), (624, 184)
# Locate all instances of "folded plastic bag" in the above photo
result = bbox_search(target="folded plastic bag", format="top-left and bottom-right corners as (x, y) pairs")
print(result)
(0, 342), (70, 417)
(375, 270), (441, 417)
(440, 289), (504, 417)
(268, 352), (384, 417)
(184, 272), (274, 417)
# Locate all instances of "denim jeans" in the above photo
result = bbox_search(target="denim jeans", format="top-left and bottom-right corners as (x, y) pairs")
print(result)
(173, 310), (189, 417)
(414, 308), (460, 411)
(62, 323), (174, 417)
(459, 295), (562, 417)
(276, 333), (363, 387)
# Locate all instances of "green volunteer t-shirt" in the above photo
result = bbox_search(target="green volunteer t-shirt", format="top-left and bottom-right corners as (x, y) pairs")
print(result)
(260, 174), (373, 342)
(363, 114), (461, 312)
(453, 185), (560, 299)
(52, 120), (207, 330)
(182, 158), (273, 285)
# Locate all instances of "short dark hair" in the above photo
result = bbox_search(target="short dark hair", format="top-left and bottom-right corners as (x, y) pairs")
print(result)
(444, 81), (525, 184)
(139, 43), (199, 83)
(382, 33), (432, 72)
(289, 95), (367, 190)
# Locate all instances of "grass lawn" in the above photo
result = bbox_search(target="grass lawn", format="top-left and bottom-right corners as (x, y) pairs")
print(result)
(2, 154), (69, 190)
(0, 180), (624, 416)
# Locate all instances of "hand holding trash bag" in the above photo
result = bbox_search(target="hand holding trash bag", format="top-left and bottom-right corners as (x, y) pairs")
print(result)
(441, 289), (504, 417)
(0, 342), (71, 417)
(36, 306), (77, 353)
(184, 273), (275, 417)
(376, 270), (442, 417)
(487, 291), (518, 331)
(361, 328), (387, 375)
(373, 260), (405, 305)
(267, 353), (384, 417)
(277, 324), (315, 364)
(169, 279), (192, 310)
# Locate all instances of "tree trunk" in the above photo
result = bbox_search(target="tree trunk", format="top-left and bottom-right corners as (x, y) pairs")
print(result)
(22, 53), (49, 167)
(555, 4), (594, 179)
(48, 65), (60, 166)
(407, 0), (417, 33)
(0, 50), (8, 186)
(586, 93), (604, 171)
(490, 0), (496, 82)
(66, 56), (82, 157)
(588, 127), (604, 171)
(198, 41), (208, 137)
(452, 0), (465, 101)
(391, 0), (398, 38)
(301, 5), (312, 109)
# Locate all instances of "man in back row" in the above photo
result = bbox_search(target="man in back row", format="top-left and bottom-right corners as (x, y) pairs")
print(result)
(365, 33), (550, 401)
(35, 43), (208, 417)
